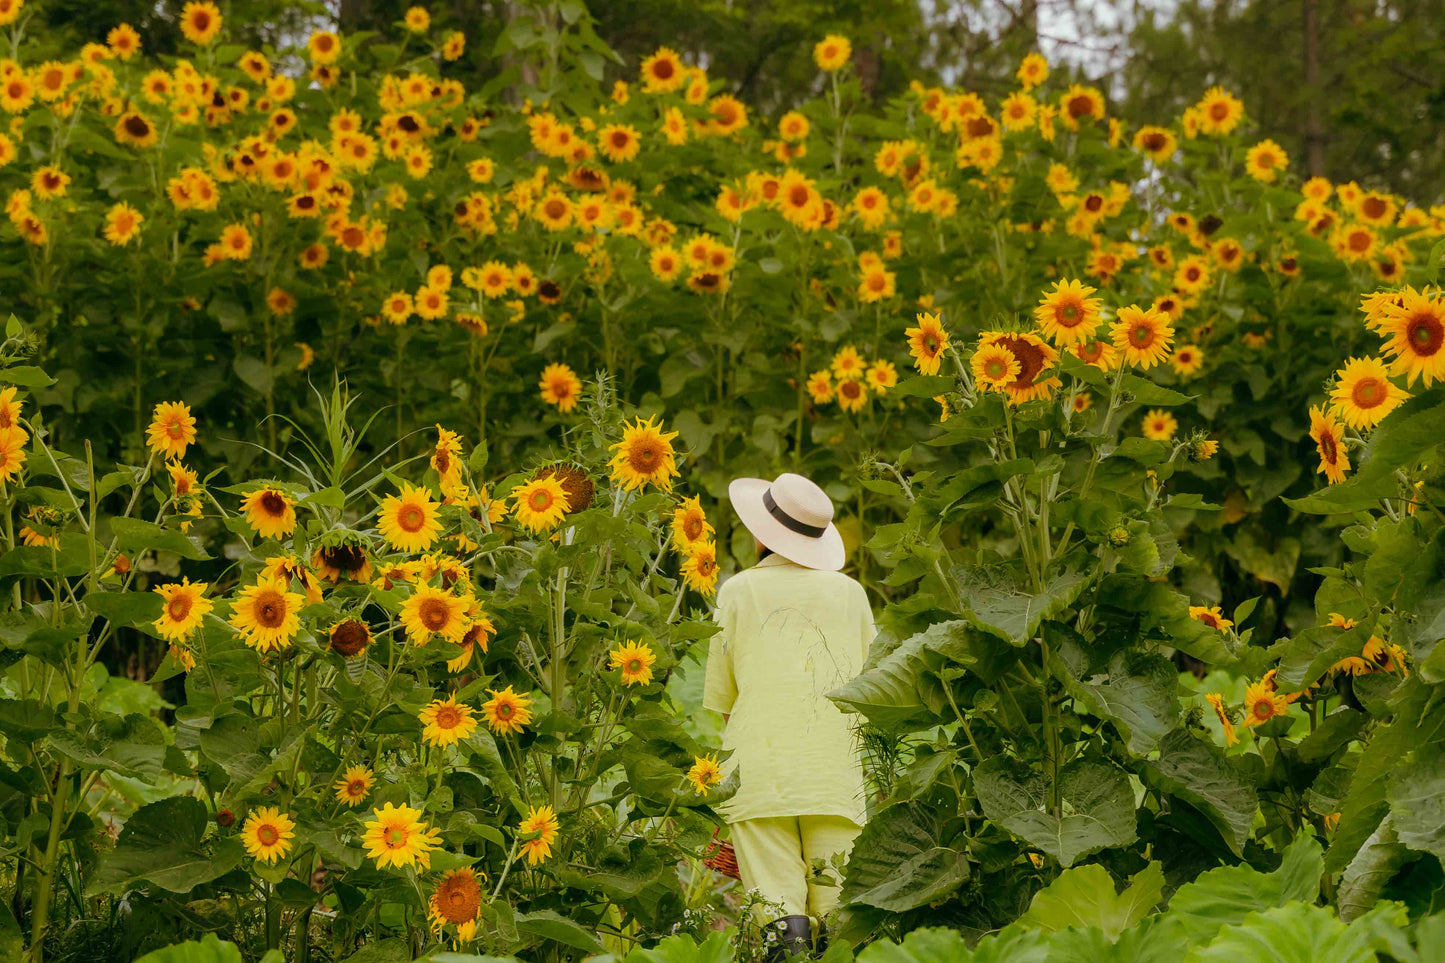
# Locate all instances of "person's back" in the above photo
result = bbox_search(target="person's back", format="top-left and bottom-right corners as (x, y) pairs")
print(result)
(701, 473), (876, 960)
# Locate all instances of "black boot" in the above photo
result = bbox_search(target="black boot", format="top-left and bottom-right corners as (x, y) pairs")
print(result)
(815, 918), (829, 955)
(764, 914), (813, 961)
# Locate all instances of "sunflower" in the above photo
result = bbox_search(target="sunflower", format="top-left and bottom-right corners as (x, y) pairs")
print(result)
(515, 805), (560, 865)
(1308, 405), (1351, 484)
(671, 495), (713, 551)
(1170, 344), (1204, 377)
(597, 123), (641, 163)
(1196, 86), (1244, 135)
(1204, 693), (1237, 747)
(1111, 305), (1174, 369)
(329, 618), (372, 658)
(1329, 357), (1408, 429)
(806, 370), (834, 404)
(538, 363), (582, 413)
(640, 47), (685, 94)
(1241, 680), (1288, 728)
(180, 2), (223, 45)
(1245, 139), (1288, 183)
(1188, 605), (1232, 632)
(1332, 224), (1378, 263)
(1356, 191), (1397, 226)
(971, 342), (1021, 392)
(609, 640), (657, 687)
(1132, 125), (1177, 162)
(608, 416), (679, 492)
(687, 753), (723, 794)
(307, 30), (341, 63)
(152, 578), (212, 642)
(1071, 339), (1118, 371)
(363, 802), (443, 870)
(979, 332), (1059, 403)
(1142, 409), (1178, 441)
(0, 430), (26, 483)
(146, 401), (196, 459)
(403, 5), (431, 31)
(241, 487), (297, 540)
(1058, 84), (1105, 128)
(401, 584), (469, 645)
(1377, 290), (1445, 387)
(1016, 52), (1049, 89)
(419, 695), (478, 748)
(114, 111), (157, 148)
(429, 867), (484, 942)
(1033, 279), (1102, 345)
(378, 483), (442, 553)
(681, 541), (719, 596)
(835, 378), (868, 412)
(813, 35), (852, 72)
(334, 765), (375, 807)
(312, 539), (372, 584)
(448, 606), (495, 673)
(241, 807), (295, 864)
(866, 360), (899, 393)
(228, 578), (302, 653)
(482, 685), (533, 735)
(509, 477), (570, 534)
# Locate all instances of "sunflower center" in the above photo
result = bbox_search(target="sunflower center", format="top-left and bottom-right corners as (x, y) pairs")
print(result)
(384, 826), (408, 847)
(683, 516), (703, 540)
(1209, 102), (1228, 121)
(347, 779), (366, 796)
(1407, 313), (1442, 356)
(124, 115), (150, 137)
(438, 875), (482, 922)
(1319, 432), (1338, 462)
(167, 596), (192, 621)
(1252, 701), (1273, 720)
(435, 705), (462, 729)
(419, 598), (450, 631)
(527, 488), (554, 512)
(331, 620), (369, 655)
(254, 592), (286, 628)
(1349, 231), (1372, 252)
(1131, 325), (1152, 346)
(257, 824), (279, 846)
(1363, 197), (1387, 219)
(985, 357), (1008, 379)
(496, 702), (513, 719)
(841, 381), (861, 399)
(629, 443), (660, 470)
(1079, 342), (1102, 361)
(398, 504), (426, 532)
(323, 544), (367, 573)
(1352, 377), (1385, 407)
(625, 659), (642, 673)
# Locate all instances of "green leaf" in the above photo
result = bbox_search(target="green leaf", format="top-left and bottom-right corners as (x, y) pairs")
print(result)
(0, 365), (55, 387)
(515, 909), (606, 953)
(973, 758), (1137, 867)
(1165, 835), (1322, 943)
(337, 940), (411, 963)
(1018, 861), (1164, 939)
(109, 516), (210, 560)
(87, 590), (163, 628)
(233, 354), (274, 395)
(955, 565), (1088, 646)
(840, 804), (971, 912)
(134, 935), (247, 963)
(893, 375), (955, 399)
(1336, 816), (1413, 923)
(1183, 900), (1406, 963)
(624, 930), (735, 963)
(1122, 374), (1192, 406)
(1052, 649), (1178, 755)
(89, 796), (244, 895)
(827, 620), (977, 729)
(1275, 621), (1375, 690)
(1141, 729), (1257, 856)
(853, 927), (975, 963)
(0, 900), (20, 961)
(1386, 740), (1445, 863)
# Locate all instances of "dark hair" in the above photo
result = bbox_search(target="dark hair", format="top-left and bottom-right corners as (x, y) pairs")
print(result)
(757, 545), (774, 562)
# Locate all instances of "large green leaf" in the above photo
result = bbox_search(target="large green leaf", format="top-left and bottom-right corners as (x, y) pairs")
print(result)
(133, 936), (270, 963)
(1051, 648), (1178, 755)
(1183, 901), (1408, 963)
(89, 796), (244, 895)
(108, 516), (210, 560)
(514, 909), (606, 953)
(854, 926), (978, 963)
(1386, 741), (1445, 863)
(1274, 621), (1376, 690)
(1337, 816), (1413, 923)
(623, 930), (734, 963)
(827, 620), (976, 729)
(1164, 835), (1323, 943)
(973, 758), (1137, 867)
(955, 565), (1088, 646)
(1017, 861), (1164, 939)
(1141, 729), (1257, 856)
(841, 804), (971, 911)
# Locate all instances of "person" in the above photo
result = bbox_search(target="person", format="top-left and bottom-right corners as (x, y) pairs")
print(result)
(702, 472), (876, 960)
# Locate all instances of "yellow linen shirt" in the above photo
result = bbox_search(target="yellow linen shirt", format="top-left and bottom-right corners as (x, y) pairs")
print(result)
(702, 554), (876, 826)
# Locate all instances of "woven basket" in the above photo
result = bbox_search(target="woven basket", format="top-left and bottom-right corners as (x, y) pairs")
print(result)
(703, 827), (740, 879)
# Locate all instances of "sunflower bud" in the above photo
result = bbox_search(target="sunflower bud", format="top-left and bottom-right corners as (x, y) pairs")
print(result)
(1109, 525), (1132, 546)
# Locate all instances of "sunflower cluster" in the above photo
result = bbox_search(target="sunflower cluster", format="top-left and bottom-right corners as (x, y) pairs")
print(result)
(807, 344), (899, 413)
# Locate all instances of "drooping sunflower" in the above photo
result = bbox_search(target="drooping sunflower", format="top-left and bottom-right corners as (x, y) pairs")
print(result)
(179, 1), (223, 45)
(146, 401), (197, 459)
(241, 807), (295, 864)
(687, 753), (723, 794)
(1329, 357), (1408, 429)
(1308, 405), (1351, 484)
(681, 541), (719, 596)
(608, 416), (679, 492)
(1142, 409), (1178, 441)
(670, 495), (713, 551)
(1033, 279), (1102, 345)
(1377, 290), (1445, 387)
(152, 578), (213, 642)
(401, 584), (469, 645)
(312, 539), (372, 584)
(363, 802), (443, 870)
(448, 606), (495, 673)
(480, 686), (534, 736)
(970, 342), (1021, 392)
(609, 640), (657, 687)
(241, 487), (297, 540)
(228, 578), (303, 653)
(334, 765), (375, 807)
(905, 312), (950, 375)
(419, 695), (478, 748)
(1189, 605), (1233, 632)
(429, 867), (484, 943)
(1241, 680), (1288, 729)
(1111, 305), (1175, 369)
(538, 363), (582, 413)
(517, 804), (560, 866)
(1071, 339), (1119, 371)
(1204, 693), (1238, 747)
(509, 477), (570, 534)
(640, 47), (686, 94)
(980, 332), (1059, 403)
(1170, 343), (1204, 377)
(378, 483), (442, 553)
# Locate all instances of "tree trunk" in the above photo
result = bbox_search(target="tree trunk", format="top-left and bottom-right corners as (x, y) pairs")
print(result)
(1302, 0), (1326, 176)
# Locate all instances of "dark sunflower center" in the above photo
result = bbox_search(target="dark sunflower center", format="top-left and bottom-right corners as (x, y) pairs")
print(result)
(1407, 314), (1442, 355)
(257, 825), (279, 846)
(255, 595), (285, 628)
(435, 705), (461, 728)
(124, 115), (150, 137)
(167, 596), (192, 621)
(419, 598), (450, 631)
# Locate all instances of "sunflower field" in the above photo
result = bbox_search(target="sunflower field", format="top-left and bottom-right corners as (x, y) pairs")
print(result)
(0, 0), (1443, 959)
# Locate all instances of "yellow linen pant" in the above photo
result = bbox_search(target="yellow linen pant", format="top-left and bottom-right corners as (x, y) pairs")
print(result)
(729, 815), (864, 918)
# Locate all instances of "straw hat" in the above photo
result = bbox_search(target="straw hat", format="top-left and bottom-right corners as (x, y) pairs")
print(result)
(728, 472), (845, 571)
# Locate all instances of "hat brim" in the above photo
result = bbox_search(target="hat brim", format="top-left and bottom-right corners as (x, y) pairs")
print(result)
(728, 477), (846, 572)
